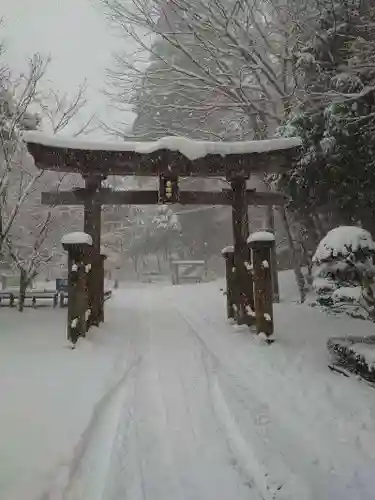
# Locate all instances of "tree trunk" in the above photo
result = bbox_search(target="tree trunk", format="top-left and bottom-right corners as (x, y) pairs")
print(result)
(312, 213), (325, 239)
(132, 255), (138, 274)
(141, 255), (147, 269)
(0, 204), (3, 255)
(157, 252), (161, 272)
(18, 269), (28, 312)
(279, 207), (307, 303)
(301, 212), (321, 247)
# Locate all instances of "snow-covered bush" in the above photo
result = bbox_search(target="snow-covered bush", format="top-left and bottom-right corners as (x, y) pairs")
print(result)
(312, 226), (375, 319)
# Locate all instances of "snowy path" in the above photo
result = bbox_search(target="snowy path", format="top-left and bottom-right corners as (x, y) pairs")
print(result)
(60, 281), (375, 500)
(64, 287), (263, 500)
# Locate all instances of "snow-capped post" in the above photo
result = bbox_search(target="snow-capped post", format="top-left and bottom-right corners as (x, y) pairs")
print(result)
(230, 177), (254, 326)
(61, 232), (93, 345)
(83, 174), (105, 327)
(221, 246), (235, 320)
(248, 231), (275, 339)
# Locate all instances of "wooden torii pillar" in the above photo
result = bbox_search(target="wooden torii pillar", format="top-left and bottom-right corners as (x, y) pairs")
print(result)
(83, 174), (105, 327)
(229, 177), (255, 325)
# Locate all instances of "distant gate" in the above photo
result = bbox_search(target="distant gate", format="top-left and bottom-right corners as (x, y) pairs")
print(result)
(170, 260), (206, 284)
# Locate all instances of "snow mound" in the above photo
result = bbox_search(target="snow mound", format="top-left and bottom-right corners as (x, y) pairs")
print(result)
(313, 226), (375, 263)
(248, 231), (275, 243)
(312, 226), (375, 320)
(62, 232), (93, 246)
(23, 131), (301, 161)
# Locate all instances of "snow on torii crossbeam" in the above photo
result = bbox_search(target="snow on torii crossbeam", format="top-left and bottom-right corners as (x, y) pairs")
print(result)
(23, 131), (301, 339)
(24, 132), (301, 177)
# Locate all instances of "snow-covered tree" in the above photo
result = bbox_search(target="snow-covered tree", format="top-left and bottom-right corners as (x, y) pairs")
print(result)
(279, 0), (375, 234)
(149, 205), (181, 259)
(103, 0), (316, 139)
(0, 51), (94, 308)
(312, 226), (375, 319)
(129, 0), (222, 140)
(0, 55), (45, 254)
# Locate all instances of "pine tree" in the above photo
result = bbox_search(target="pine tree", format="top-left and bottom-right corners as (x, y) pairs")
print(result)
(131, 0), (223, 140)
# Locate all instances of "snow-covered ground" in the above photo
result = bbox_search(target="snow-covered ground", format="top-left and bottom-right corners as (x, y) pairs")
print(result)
(0, 308), (128, 500)
(1, 271), (375, 500)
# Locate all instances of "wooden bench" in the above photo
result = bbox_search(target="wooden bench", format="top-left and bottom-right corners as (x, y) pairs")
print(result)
(27, 291), (58, 308)
(0, 290), (58, 308)
(58, 289), (113, 308)
(0, 291), (16, 307)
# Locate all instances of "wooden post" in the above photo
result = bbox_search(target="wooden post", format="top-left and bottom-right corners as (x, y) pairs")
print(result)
(62, 234), (92, 346)
(222, 246), (235, 320)
(230, 177), (254, 326)
(99, 253), (107, 323)
(263, 227), (280, 303)
(83, 175), (103, 327)
(203, 241), (208, 280)
(248, 232), (274, 339)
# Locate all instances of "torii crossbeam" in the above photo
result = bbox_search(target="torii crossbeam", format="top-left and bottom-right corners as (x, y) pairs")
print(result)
(41, 188), (286, 206)
(24, 131), (300, 335)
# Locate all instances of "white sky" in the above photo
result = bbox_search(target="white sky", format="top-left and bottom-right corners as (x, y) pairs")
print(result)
(0, 0), (135, 138)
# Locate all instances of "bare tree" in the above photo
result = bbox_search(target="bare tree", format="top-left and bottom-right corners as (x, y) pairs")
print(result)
(36, 80), (98, 136)
(0, 54), (47, 253)
(5, 212), (54, 311)
(102, 0), (316, 138)
(0, 58), (92, 308)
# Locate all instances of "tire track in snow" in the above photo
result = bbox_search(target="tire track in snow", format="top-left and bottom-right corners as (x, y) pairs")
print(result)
(173, 308), (280, 500)
(58, 356), (142, 500)
(103, 297), (188, 500)
(119, 297), (262, 500)
(173, 304), (313, 500)
(171, 289), (375, 499)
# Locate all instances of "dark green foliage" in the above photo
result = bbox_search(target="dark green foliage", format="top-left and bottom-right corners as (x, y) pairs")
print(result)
(279, 0), (375, 232)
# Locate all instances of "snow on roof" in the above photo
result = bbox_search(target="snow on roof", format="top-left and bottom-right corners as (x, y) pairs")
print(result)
(248, 231), (275, 243)
(313, 226), (375, 263)
(23, 131), (301, 161)
(61, 232), (93, 246)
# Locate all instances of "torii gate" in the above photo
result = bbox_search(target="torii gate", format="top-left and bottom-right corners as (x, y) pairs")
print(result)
(24, 132), (300, 334)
